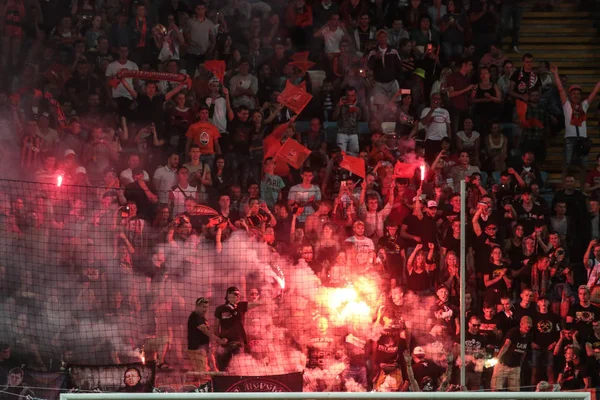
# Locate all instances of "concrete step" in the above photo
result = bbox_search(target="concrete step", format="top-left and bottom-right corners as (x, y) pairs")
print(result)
(515, 61), (600, 68)
(504, 36), (600, 43)
(524, 11), (600, 18)
(517, 44), (600, 51)
(520, 27), (597, 34)
(530, 52), (600, 59)
(522, 19), (595, 25)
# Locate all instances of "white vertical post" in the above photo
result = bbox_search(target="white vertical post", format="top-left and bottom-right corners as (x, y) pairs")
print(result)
(460, 179), (466, 388)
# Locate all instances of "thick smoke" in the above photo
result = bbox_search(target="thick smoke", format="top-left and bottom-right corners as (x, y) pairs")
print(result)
(0, 184), (450, 391)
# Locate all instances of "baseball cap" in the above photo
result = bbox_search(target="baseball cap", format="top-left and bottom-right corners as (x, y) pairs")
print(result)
(376, 29), (387, 36)
(569, 85), (582, 93)
(226, 286), (240, 294)
(75, 166), (87, 175)
(64, 149), (76, 157)
(195, 297), (209, 306)
(413, 346), (425, 355)
(427, 200), (438, 208)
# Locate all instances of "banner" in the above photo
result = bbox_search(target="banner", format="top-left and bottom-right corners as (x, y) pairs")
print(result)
(204, 60), (226, 84)
(340, 153), (365, 178)
(69, 362), (155, 393)
(394, 161), (417, 178)
(24, 370), (68, 400)
(108, 70), (192, 89)
(277, 138), (311, 169)
(213, 372), (303, 392)
(278, 85), (313, 115)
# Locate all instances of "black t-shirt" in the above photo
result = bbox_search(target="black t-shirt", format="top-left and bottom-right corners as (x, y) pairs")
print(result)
(124, 181), (158, 220)
(215, 301), (249, 343)
(137, 94), (166, 131)
(513, 303), (536, 322)
(402, 214), (438, 248)
(499, 328), (532, 367)
(187, 311), (210, 350)
(430, 301), (458, 337)
(473, 233), (499, 272)
(441, 232), (460, 255)
(407, 269), (433, 293)
(568, 303), (600, 343)
(485, 262), (509, 297)
(495, 311), (517, 338)
(229, 118), (253, 154)
(412, 359), (445, 392)
(513, 202), (545, 236)
(533, 311), (561, 349)
(559, 361), (588, 390)
(465, 331), (487, 356)
(510, 68), (541, 96)
(479, 315), (502, 351)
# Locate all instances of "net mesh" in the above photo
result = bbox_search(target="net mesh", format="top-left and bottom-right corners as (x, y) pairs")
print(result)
(0, 179), (449, 395)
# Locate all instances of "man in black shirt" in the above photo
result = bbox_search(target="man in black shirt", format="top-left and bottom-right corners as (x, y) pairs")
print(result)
(491, 316), (533, 391)
(187, 298), (225, 376)
(514, 288), (536, 321)
(465, 316), (488, 390)
(532, 297), (561, 385)
(214, 286), (263, 371)
(411, 346), (446, 392)
(124, 167), (159, 220)
(566, 285), (600, 344)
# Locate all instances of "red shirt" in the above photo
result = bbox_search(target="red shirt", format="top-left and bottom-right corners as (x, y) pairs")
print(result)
(446, 71), (471, 112)
(186, 121), (220, 155)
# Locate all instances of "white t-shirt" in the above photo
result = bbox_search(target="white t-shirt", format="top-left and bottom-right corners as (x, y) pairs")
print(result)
(420, 107), (451, 141)
(322, 26), (345, 54)
(288, 184), (321, 222)
(456, 130), (480, 149)
(205, 96), (227, 133)
(344, 235), (375, 253)
(105, 60), (139, 99)
(563, 100), (589, 138)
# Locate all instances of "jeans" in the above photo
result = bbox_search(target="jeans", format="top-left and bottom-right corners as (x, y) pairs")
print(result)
(501, 3), (523, 47)
(337, 133), (359, 155)
(185, 53), (206, 77)
(226, 153), (250, 188)
(564, 137), (588, 167)
(200, 154), (215, 166)
(341, 365), (368, 389)
(441, 42), (463, 62)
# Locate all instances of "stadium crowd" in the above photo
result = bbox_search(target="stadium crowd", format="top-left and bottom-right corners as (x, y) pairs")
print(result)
(1, 0), (600, 394)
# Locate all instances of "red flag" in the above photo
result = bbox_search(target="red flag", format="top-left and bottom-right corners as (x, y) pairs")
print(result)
(289, 60), (315, 74)
(290, 51), (310, 61)
(204, 60), (226, 84)
(278, 84), (313, 114)
(284, 79), (307, 92)
(276, 138), (311, 169)
(394, 161), (417, 178)
(340, 153), (366, 178)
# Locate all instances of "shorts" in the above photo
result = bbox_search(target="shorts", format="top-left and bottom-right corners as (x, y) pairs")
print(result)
(531, 348), (554, 368)
(188, 347), (209, 373)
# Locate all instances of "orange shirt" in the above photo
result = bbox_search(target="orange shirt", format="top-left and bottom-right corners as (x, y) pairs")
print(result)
(186, 121), (221, 155)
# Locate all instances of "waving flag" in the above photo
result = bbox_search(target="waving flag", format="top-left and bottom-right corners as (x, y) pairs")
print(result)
(204, 60), (226, 84)
(340, 153), (366, 178)
(278, 84), (313, 115)
(277, 138), (311, 169)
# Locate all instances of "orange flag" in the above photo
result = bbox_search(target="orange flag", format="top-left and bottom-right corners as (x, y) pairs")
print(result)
(290, 51), (310, 61)
(278, 84), (313, 114)
(289, 60), (315, 74)
(340, 153), (366, 178)
(204, 60), (226, 84)
(276, 138), (311, 169)
(394, 161), (417, 178)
